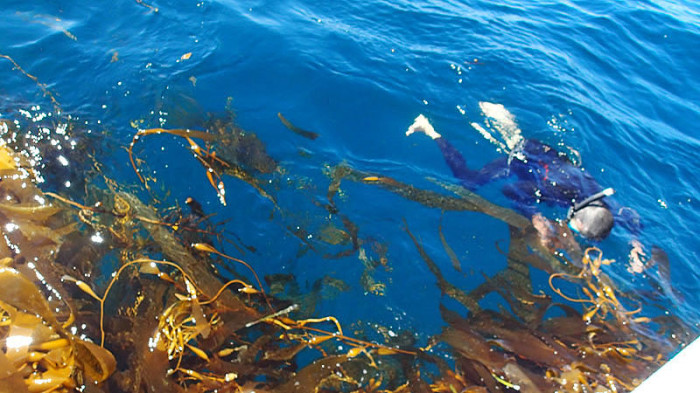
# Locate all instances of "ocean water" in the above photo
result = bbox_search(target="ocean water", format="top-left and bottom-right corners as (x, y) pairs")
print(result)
(1, 0), (699, 384)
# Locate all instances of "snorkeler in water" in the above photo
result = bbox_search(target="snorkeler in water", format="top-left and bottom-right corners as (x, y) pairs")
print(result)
(406, 113), (641, 241)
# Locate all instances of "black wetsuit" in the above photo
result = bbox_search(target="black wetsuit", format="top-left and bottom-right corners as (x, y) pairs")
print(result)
(436, 137), (641, 234)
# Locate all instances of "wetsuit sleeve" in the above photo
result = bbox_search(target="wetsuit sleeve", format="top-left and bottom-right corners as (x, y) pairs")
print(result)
(608, 199), (643, 236)
(501, 181), (540, 217)
(435, 137), (509, 190)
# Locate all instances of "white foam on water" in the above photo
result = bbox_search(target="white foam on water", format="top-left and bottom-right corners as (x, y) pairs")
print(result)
(478, 101), (523, 152)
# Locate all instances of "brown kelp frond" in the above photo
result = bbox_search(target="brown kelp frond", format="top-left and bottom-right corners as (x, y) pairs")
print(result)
(438, 301), (662, 392)
(58, 241), (416, 391)
(438, 212), (462, 272)
(95, 257), (415, 391)
(0, 54), (61, 113)
(329, 163), (530, 229)
(278, 112), (319, 140)
(3, 136), (417, 391)
(193, 242), (274, 312)
(428, 246), (669, 392)
(128, 128), (229, 204)
(128, 119), (277, 206)
(0, 267), (116, 392)
(403, 219), (481, 314)
(134, 0), (158, 13)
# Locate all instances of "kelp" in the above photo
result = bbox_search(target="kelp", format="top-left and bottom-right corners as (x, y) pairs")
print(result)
(260, 164), (392, 297)
(0, 158), (116, 393)
(429, 264), (666, 392)
(1, 140), (426, 392)
(265, 274), (350, 319)
(278, 112), (319, 140)
(0, 268), (116, 393)
(549, 248), (646, 326)
(128, 113), (277, 206)
(134, 0), (158, 13)
(404, 220), (481, 314)
(328, 163), (691, 391)
(0, 54), (60, 113)
(1, 104), (695, 393)
(204, 112), (277, 175)
(0, 143), (77, 268)
(327, 164), (530, 229)
(438, 213), (462, 272)
(402, 225), (676, 391)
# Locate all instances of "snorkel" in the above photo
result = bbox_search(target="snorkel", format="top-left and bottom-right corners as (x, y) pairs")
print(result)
(568, 187), (616, 220)
(567, 188), (616, 238)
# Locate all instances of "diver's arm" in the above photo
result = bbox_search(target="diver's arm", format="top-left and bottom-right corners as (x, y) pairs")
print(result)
(605, 197), (643, 236)
(615, 205), (643, 235)
(501, 182), (538, 215)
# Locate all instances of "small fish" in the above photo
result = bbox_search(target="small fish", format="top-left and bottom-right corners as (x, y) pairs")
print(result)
(278, 112), (319, 140)
(185, 196), (205, 217)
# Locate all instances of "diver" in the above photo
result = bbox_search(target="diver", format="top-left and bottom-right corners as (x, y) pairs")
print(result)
(406, 114), (641, 241)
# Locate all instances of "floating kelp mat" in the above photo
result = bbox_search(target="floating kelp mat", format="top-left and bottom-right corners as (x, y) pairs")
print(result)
(0, 100), (695, 393)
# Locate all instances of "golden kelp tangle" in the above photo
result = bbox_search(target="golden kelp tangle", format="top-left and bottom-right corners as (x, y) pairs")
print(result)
(1, 125), (419, 392)
(44, 184), (416, 391)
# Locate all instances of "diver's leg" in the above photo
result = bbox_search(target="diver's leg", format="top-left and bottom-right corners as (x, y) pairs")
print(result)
(435, 137), (476, 184)
(436, 137), (509, 189)
(406, 114), (507, 188)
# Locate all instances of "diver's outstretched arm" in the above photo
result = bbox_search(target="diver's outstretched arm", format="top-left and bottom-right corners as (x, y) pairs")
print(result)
(407, 114), (508, 190)
(614, 205), (643, 235)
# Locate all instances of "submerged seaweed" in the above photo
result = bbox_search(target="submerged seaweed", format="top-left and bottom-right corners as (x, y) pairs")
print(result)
(0, 100), (695, 393)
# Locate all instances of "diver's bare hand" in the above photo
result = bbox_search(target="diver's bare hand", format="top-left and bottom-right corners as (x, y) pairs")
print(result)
(406, 114), (441, 139)
(628, 239), (647, 274)
(532, 213), (556, 248)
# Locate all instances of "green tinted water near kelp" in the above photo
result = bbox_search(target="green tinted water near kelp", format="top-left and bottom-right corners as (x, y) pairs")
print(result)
(0, 88), (696, 392)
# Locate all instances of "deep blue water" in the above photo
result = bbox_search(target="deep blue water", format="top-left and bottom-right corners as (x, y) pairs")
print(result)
(2, 0), (699, 350)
